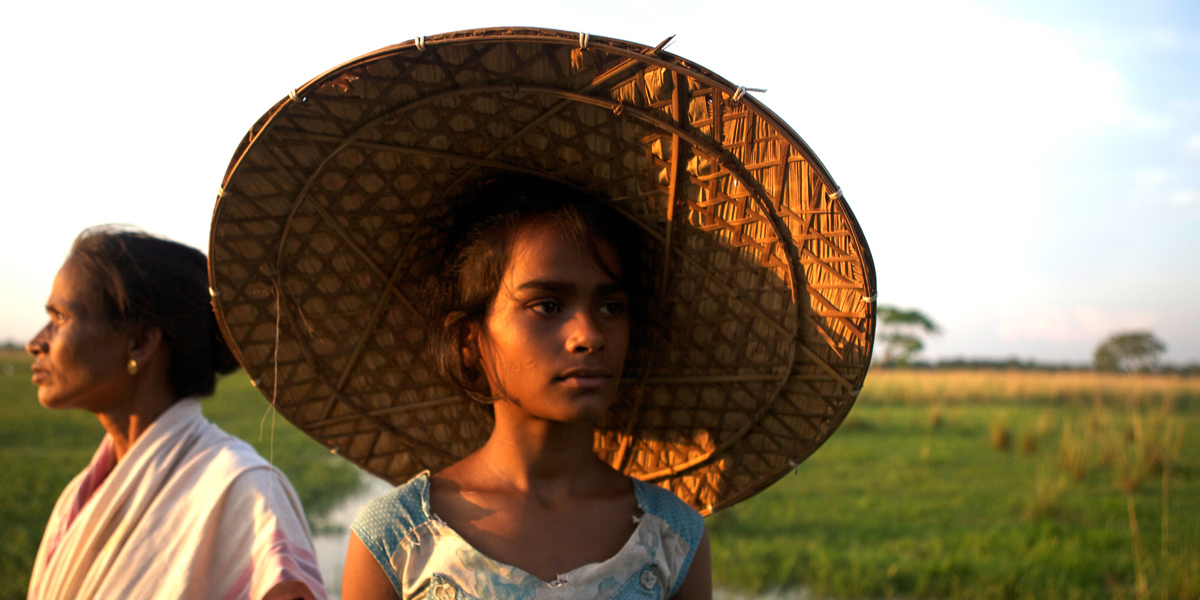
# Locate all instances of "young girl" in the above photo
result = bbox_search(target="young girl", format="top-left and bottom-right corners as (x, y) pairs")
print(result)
(341, 177), (711, 599)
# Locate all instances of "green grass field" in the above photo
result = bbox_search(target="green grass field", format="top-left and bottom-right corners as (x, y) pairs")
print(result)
(2, 351), (1197, 599)
(708, 370), (1199, 599)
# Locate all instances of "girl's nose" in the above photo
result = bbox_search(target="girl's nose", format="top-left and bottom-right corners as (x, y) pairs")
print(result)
(566, 311), (606, 354)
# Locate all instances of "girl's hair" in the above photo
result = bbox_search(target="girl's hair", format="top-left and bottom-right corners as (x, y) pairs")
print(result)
(68, 226), (240, 400)
(429, 176), (652, 401)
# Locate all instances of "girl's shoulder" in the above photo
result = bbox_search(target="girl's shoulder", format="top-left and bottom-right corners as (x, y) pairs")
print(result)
(631, 479), (705, 541)
(630, 479), (706, 598)
(351, 471), (432, 548)
(349, 472), (436, 598)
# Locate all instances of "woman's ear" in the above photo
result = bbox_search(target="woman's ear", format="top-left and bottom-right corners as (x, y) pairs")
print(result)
(126, 325), (165, 368)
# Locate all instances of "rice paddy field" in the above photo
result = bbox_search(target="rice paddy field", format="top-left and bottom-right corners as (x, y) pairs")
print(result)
(708, 370), (1200, 600)
(2, 349), (1197, 599)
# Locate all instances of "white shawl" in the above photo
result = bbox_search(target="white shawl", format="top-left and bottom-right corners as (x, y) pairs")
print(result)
(28, 400), (326, 600)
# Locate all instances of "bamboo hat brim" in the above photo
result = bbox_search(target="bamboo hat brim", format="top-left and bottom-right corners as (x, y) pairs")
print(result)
(208, 26), (876, 515)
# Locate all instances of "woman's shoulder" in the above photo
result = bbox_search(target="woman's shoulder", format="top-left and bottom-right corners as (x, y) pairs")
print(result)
(141, 401), (275, 490)
(352, 471), (432, 546)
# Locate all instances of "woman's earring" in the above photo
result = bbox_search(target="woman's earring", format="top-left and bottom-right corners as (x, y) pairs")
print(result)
(127, 359), (138, 376)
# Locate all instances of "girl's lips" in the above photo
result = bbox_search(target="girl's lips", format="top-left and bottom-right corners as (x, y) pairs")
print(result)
(555, 368), (613, 389)
(559, 376), (608, 388)
(31, 368), (48, 385)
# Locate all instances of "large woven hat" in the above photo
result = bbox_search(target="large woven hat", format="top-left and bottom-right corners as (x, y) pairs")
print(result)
(208, 26), (875, 515)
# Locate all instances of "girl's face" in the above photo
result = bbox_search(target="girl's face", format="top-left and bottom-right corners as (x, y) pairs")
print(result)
(26, 258), (132, 412)
(475, 221), (630, 422)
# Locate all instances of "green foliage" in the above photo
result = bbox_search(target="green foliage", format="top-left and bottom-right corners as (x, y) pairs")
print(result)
(877, 305), (941, 366)
(708, 389), (1200, 599)
(0, 352), (99, 598)
(1095, 331), (1167, 373)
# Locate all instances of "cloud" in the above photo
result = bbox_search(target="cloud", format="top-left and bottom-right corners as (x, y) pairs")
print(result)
(787, 1), (1152, 314)
(1186, 133), (1200, 157)
(997, 305), (1075, 344)
(1073, 306), (1157, 339)
(1133, 167), (1174, 187)
(1168, 189), (1199, 207)
(1128, 168), (1199, 211)
(997, 304), (1156, 345)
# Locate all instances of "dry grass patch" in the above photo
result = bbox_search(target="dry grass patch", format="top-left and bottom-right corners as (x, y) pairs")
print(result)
(989, 412), (1012, 452)
(862, 369), (1200, 406)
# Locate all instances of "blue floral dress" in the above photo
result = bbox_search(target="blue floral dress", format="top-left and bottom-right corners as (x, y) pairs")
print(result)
(351, 472), (705, 599)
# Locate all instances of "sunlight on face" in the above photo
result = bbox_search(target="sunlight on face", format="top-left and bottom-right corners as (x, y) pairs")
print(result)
(26, 258), (131, 412)
(476, 222), (630, 423)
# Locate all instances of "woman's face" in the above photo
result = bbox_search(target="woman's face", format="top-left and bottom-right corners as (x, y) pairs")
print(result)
(477, 221), (630, 422)
(26, 258), (132, 411)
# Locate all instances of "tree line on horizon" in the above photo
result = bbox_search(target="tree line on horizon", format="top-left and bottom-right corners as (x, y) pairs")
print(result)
(875, 305), (1192, 374)
(4, 312), (1192, 374)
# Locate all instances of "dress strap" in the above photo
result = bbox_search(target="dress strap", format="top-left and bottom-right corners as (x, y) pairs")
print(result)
(631, 479), (705, 597)
(350, 471), (433, 594)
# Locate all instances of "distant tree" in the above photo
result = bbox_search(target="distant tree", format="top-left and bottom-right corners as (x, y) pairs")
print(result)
(877, 305), (940, 367)
(1093, 331), (1166, 373)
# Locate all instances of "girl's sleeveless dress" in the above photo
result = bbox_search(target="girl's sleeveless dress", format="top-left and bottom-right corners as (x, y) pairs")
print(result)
(351, 472), (705, 599)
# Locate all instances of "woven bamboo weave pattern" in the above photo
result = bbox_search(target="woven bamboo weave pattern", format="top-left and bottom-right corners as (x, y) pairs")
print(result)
(209, 27), (876, 514)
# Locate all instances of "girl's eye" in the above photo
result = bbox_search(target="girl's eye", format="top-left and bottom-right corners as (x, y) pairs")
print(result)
(530, 301), (562, 315)
(599, 300), (627, 315)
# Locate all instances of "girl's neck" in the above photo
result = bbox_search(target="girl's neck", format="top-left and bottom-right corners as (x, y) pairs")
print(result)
(478, 402), (610, 492)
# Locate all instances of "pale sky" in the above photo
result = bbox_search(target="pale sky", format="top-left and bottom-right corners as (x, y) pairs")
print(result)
(2, 0), (1198, 364)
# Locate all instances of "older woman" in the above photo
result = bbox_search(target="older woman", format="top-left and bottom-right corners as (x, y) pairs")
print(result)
(26, 227), (325, 600)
